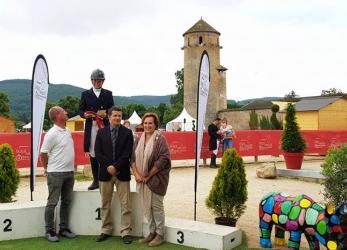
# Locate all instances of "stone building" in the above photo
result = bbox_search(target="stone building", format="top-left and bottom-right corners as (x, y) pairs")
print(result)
(218, 100), (284, 130)
(182, 19), (227, 127)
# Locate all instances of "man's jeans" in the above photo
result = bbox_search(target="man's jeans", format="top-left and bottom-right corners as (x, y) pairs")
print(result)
(45, 171), (74, 232)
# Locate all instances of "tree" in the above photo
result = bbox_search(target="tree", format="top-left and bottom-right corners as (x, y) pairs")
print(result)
(43, 102), (56, 131)
(281, 103), (306, 152)
(321, 144), (347, 205)
(321, 88), (345, 96)
(206, 148), (248, 224)
(170, 68), (184, 105)
(122, 103), (146, 120)
(163, 103), (182, 124)
(259, 115), (272, 130)
(249, 110), (259, 130)
(57, 96), (80, 118)
(227, 102), (242, 109)
(270, 104), (282, 130)
(0, 92), (10, 116)
(283, 90), (299, 102)
(0, 143), (20, 203)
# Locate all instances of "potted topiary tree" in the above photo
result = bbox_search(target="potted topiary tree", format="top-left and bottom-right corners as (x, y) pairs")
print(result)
(281, 103), (306, 169)
(0, 143), (20, 203)
(321, 144), (347, 245)
(206, 148), (248, 226)
(270, 104), (282, 130)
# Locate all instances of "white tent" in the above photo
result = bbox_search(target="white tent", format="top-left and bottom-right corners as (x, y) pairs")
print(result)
(23, 122), (31, 129)
(166, 108), (196, 132)
(126, 111), (142, 131)
(128, 111), (142, 124)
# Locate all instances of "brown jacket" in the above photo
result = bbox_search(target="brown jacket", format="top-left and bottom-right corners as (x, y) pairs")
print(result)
(133, 133), (171, 196)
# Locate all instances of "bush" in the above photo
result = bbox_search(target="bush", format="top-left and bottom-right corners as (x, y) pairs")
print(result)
(0, 143), (20, 202)
(206, 148), (248, 221)
(281, 103), (306, 152)
(321, 144), (347, 205)
(249, 110), (259, 130)
(270, 104), (282, 130)
(271, 104), (279, 113)
(259, 115), (272, 130)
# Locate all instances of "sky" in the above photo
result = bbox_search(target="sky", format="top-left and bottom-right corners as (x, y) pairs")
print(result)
(0, 0), (347, 101)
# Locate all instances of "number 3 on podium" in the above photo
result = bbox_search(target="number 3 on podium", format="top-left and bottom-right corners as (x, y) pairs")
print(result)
(177, 230), (184, 244)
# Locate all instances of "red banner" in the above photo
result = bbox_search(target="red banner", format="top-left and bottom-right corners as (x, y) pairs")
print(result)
(1, 130), (347, 168)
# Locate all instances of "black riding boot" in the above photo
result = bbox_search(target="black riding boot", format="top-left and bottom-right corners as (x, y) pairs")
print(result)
(88, 156), (99, 190)
(210, 154), (217, 168)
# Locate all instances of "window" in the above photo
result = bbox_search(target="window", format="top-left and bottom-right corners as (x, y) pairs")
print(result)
(199, 36), (203, 44)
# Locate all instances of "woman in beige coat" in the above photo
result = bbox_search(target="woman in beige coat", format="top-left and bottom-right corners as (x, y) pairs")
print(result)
(131, 112), (171, 247)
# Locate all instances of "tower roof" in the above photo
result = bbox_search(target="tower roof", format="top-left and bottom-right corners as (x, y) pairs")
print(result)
(183, 18), (221, 36)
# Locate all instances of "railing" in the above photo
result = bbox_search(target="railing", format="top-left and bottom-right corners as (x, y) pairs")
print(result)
(0, 130), (347, 168)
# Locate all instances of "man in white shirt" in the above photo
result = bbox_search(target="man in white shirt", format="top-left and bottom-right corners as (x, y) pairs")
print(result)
(40, 106), (76, 242)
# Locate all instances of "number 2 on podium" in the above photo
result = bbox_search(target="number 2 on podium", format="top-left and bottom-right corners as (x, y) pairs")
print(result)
(3, 219), (12, 232)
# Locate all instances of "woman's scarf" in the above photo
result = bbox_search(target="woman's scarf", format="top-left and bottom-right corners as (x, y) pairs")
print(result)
(135, 130), (159, 222)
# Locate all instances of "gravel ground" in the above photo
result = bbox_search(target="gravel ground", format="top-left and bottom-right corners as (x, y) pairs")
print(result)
(15, 157), (325, 249)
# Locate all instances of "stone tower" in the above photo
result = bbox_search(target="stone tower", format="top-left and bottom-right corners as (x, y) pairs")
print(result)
(182, 18), (227, 126)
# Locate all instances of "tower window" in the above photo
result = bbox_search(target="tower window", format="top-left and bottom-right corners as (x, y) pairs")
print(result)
(199, 36), (203, 45)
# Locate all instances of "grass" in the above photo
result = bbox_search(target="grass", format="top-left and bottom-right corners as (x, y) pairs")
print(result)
(0, 236), (196, 250)
(0, 231), (270, 250)
(74, 173), (92, 182)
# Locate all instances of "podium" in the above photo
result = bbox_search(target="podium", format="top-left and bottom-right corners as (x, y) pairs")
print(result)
(0, 189), (242, 249)
(59, 187), (143, 236)
(0, 200), (46, 240)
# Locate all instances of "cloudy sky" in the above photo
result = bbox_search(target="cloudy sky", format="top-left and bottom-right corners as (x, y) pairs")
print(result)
(0, 0), (346, 101)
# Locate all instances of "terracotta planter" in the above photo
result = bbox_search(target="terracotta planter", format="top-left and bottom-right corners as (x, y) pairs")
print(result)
(215, 217), (236, 227)
(283, 152), (304, 170)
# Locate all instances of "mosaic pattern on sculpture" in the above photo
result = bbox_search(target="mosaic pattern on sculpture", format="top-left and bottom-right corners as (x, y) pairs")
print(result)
(259, 192), (345, 250)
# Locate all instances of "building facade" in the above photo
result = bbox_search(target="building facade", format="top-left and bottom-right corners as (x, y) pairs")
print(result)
(182, 19), (227, 126)
(293, 96), (347, 130)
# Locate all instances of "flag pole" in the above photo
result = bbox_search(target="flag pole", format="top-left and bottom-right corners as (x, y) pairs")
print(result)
(194, 51), (210, 221)
(30, 54), (49, 201)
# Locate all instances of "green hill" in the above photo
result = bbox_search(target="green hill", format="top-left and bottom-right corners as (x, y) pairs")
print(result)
(0, 79), (282, 123)
(0, 79), (173, 121)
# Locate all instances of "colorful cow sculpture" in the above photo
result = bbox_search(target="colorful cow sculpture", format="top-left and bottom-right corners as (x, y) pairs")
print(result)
(259, 192), (345, 250)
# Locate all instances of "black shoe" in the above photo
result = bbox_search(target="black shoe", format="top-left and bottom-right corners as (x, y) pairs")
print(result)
(88, 182), (99, 190)
(210, 154), (217, 168)
(122, 235), (133, 244)
(96, 233), (110, 242)
(59, 228), (76, 239)
(45, 230), (59, 242)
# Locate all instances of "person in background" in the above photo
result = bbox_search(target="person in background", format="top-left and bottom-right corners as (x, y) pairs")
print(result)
(131, 113), (171, 247)
(124, 119), (137, 141)
(79, 69), (114, 190)
(94, 107), (134, 244)
(208, 118), (222, 168)
(221, 118), (235, 153)
(40, 106), (76, 242)
(123, 120), (130, 129)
